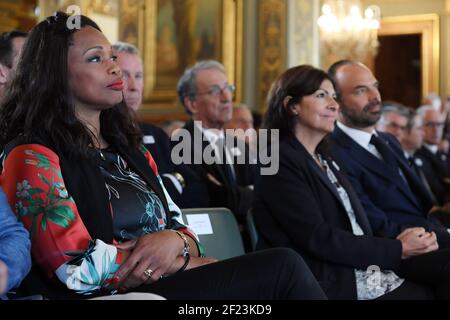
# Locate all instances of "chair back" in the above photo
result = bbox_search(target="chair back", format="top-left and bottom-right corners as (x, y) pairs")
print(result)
(246, 208), (259, 251)
(181, 207), (245, 260)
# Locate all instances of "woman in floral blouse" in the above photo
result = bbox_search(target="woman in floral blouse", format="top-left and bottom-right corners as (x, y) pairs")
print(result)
(0, 12), (326, 300)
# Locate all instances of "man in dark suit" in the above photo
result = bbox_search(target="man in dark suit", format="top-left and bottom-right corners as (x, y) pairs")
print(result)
(175, 61), (255, 248)
(328, 60), (450, 247)
(415, 105), (450, 206)
(113, 42), (208, 208)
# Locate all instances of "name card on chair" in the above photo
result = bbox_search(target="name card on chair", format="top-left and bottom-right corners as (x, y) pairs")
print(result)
(185, 214), (213, 235)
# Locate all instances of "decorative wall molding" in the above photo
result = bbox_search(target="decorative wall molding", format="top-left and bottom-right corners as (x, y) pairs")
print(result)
(258, 0), (286, 111)
(287, 0), (320, 68)
(118, 0), (144, 49)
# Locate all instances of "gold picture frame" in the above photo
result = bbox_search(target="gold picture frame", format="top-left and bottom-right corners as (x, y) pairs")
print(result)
(378, 14), (440, 100)
(141, 0), (243, 119)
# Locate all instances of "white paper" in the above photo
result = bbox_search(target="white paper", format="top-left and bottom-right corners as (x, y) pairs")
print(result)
(185, 214), (213, 235)
(143, 135), (155, 144)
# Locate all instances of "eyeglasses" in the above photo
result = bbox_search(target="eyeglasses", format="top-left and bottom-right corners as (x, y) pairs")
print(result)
(194, 84), (236, 97)
(386, 123), (407, 131)
(423, 122), (445, 128)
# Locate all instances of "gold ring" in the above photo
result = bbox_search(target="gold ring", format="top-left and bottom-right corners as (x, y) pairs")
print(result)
(143, 268), (153, 278)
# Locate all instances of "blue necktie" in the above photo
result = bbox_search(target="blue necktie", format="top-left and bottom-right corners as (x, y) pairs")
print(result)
(216, 137), (236, 185)
(370, 135), (398, 168)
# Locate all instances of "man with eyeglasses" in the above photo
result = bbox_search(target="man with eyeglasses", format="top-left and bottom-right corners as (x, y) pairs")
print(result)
(377, 103), (410, 142)
(176, 61), (255, 250)
(415, 105), (450, 208)
(0, 31), (27, 102)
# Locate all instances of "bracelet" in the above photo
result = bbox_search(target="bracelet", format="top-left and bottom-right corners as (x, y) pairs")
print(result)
(173, 230), (190, 257)
(176, 252), (190, 274)
(173, 172), (186, 188)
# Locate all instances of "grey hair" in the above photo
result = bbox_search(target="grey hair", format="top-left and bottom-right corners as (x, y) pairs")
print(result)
(176, 60), (226, 113)
(112, 41), (140, 55)
(379, 103), (410, 125)
(407, 111), (423, 130)
(416, 104), (439, 118)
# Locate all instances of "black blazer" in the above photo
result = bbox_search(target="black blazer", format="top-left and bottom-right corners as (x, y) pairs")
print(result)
(253, 136), (402, 299)
(330, 127), (450, 247)
(140, 122), (209, 208)
(174, 121), (254, 222)
(415, 146), (450, 205)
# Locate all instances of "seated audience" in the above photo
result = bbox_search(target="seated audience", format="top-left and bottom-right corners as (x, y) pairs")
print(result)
(113, 41), (208, 208)
(254, 64), (450, 300)
(399, 109), (439, 204)
(0, 12), (326, 300)
(225, 103), (256, 145)
(0, 187), (31, 299)
(328, 60), (450, 248)
(415, 105), (450, 206)
(175, 60), (256, 250)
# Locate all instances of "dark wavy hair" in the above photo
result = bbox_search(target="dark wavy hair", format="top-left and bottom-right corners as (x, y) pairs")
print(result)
(263, 65), (335, 139)
(0, 12), (141, 159)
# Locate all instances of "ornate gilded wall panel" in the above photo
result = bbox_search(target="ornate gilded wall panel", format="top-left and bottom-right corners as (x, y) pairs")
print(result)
(0, 0), (37, 32)
(118, 0), (144, 49)
(140, 0), (243, 121)
(259, 0), (286, 111)
(287, 0), (319, 67)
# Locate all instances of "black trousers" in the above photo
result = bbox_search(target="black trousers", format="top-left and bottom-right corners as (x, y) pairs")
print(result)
(379, 247), (450, 300)
(134, 248), (327, 300)
(377, 280), (435, 300)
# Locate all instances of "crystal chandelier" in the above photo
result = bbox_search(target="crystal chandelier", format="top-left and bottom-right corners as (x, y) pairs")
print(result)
(318, 0), (381, 67)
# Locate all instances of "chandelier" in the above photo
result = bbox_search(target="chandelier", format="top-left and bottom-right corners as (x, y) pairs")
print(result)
(318, 0), (381, 67)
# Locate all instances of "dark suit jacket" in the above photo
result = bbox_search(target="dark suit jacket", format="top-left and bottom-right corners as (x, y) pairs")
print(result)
(175, 121), (254, 222)
(253, 136), (402, 299)
(140, 122), (208, 208)
(415, 146), (450, 205)
(330, 126), (450, 247)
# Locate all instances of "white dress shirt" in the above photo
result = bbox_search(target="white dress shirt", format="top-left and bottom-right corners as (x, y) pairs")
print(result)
(336, 122), (382, 159)
(194, 122), (236, 180)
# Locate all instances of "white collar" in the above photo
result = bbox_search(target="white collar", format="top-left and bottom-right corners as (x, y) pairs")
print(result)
(424, 143), (439, 154)
(337, 121), (376, 150)
(194, 121), (225, 144)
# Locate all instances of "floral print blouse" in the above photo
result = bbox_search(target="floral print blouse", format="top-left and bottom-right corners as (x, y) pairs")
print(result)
(0, 144), (200, 295)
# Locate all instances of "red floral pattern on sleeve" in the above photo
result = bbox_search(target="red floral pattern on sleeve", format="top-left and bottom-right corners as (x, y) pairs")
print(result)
(1, 145), (121, 292)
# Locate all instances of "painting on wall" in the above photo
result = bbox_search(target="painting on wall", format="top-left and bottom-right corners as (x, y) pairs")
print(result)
(142, 0), (242, 115)
(155, 0), (222, 90)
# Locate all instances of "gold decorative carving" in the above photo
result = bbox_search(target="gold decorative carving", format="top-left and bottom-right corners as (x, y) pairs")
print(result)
(0, 0), (37, 32)
(288, 0), (317, 67)
(259, 0), (286, 111)
(85, 0), (119, 16)
(141, 0), (243, 118)
(118, 0), (144, 49)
